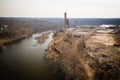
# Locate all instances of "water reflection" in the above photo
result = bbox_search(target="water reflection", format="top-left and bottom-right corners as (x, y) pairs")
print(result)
(0, 32), (64, 80)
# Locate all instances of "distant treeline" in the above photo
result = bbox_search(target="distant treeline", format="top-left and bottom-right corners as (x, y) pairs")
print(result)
(0, 17), (120, 29)
(0, 17), (120, 46)
(0, 17), (60, 33)
(0, 17), (120, 35)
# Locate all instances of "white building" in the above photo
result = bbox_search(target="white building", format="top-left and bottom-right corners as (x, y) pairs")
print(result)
(100, 24), (116, 29)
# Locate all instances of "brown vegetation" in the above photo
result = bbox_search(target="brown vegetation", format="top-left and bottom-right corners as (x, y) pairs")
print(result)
(0, 18), (61, 47)
(0, 24), (32, 47)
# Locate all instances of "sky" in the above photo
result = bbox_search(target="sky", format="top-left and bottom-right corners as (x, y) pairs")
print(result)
(0, 0), (120, 18)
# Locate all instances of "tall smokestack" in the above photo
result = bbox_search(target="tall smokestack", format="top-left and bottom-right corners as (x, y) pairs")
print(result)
(64, 12), (67, 39)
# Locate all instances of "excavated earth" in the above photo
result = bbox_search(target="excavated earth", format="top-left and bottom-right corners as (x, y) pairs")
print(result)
(46, 28), (120, 80)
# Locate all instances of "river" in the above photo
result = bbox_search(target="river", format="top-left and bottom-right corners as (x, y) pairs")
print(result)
(0, 32), (65, 80)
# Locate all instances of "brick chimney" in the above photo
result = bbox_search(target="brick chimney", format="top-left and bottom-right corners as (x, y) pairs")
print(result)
(63, 12), (67, 39)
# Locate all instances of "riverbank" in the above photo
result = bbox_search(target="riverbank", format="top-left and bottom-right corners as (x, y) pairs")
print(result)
(0, 32), (65, 80)
(0, 32), (32, 49)
(46, 28), (120, 80)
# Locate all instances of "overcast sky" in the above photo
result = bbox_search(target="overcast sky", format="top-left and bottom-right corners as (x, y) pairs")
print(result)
(0, 0), (120, 18)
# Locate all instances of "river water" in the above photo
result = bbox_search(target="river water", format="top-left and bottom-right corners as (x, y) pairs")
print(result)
(0, 32), (65, 80)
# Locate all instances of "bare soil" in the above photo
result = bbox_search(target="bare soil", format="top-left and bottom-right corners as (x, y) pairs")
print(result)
(46, 28), (120, 80)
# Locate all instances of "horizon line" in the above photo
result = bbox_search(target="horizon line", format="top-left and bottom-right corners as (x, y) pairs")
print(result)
(0, 16), (120, 19)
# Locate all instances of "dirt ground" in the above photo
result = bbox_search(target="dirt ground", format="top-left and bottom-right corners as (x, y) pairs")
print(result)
(46, 28), (120, 80)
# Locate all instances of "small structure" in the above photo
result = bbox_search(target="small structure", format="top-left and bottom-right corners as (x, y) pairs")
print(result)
(66, 19), (69, 28)
(100, 24), (116, 29)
